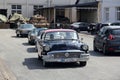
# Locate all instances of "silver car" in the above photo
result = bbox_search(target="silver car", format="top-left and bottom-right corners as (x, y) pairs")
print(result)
(16, 24), (35, 37)
(28, 28), (48, 45)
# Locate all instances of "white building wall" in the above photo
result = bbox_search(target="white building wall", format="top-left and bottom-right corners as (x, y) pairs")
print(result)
(0, 0), (76, 18)
(100, 0), (120, 23)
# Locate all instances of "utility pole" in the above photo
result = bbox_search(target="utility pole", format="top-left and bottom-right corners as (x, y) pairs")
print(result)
(4, 0), (6, 9)
(26, 0), (28, 17)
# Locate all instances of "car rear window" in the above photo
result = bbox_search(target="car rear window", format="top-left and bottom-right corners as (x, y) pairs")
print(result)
(101, 24), (109, 27)
(111, 29), (120, 35)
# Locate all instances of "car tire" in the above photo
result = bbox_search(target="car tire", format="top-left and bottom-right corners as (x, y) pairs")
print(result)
(16, 34), (19, 37)
(43, 60), (48, 67)
(79, 61), (87, 67)
(28, 40), (31, 44)
(103, 45), (109, 55)
(93, 42), (98, 52)
(77, 29), (80, 33)
(35, 45), (38, 52)
(38, 54), (42, 60)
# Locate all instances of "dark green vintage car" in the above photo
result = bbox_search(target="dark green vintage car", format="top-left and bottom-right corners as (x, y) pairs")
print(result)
(36, 29), (89, 67)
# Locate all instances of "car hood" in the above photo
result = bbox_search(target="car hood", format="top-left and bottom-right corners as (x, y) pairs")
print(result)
(45, 40), (83, 51)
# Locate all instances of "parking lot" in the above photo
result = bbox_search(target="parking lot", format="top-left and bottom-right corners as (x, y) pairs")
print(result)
(0, 29), (120, 80)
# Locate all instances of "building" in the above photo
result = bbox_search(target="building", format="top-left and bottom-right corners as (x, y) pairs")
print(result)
(0, 0), (120, 23)
(0, 0), (76, 18)
(100, 0), (120, 23)
(77, 0), (120, 23)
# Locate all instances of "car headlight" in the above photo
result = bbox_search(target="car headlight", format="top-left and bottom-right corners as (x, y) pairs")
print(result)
(88, 27), (90, 29)
(81, 45), (89, 51)
(44, 45), (50, 51)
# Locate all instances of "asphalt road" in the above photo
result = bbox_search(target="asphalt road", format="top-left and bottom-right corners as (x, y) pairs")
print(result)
(0, 29), (120, 80)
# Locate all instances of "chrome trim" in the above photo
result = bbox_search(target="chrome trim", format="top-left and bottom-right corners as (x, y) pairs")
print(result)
(42, 50), (89, 62)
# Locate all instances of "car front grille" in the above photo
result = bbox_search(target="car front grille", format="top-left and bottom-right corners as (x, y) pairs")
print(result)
(53, 52), (80, 58)
(51, 44), (78, 50)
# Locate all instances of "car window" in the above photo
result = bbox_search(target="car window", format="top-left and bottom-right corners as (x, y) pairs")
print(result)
(20, 24), (34, 29)
(44, 31), (78, 40)
(111, 29), (120, 35)
(98, 27), (107, 35)
(31, 29), (36, 33)
(40, 32), (45, 40)
(104, 30), (110, 36)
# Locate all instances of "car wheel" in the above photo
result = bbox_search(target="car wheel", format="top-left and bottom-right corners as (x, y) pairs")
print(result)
(35, 44), (38, 52)
(93, 42), (98, 52)
(77, 29), (80, 33)
(28, 40), (31, 44)
(38, 54), (42, 60)
(79, 61), (87, 67)
(16, 34), (19, 37)
(43, 60), (48, 67)
(103, 45), (109, 55)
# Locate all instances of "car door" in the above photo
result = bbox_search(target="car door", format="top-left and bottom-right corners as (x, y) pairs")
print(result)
(97, 27), (108, 49)
(94, 27), (106, 49)
(79, 23), (85, 31)
(37, 32), (44, 56)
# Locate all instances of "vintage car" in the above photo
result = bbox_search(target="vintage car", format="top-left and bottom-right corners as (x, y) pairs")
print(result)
(16, 24), (35, 37)
(36, 29), (89, 67)
(28, 27), (47, 45)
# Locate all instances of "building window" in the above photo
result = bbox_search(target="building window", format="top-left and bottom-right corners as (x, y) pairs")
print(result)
(34, 5), (42, 10)
(116, 7), (120, 21)
(104, 8), (109, 22)
(33, 5), (43, 15)
(56, 9), (65, 16)
(11, 5), (22, 14)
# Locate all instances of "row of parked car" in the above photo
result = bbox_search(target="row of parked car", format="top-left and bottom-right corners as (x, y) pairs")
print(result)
(70, 22), (120, 34)
(15, 24), (90, 67)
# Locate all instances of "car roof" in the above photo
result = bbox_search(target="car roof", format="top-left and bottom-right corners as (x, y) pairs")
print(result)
(44, 29), (76, 33)
(105, 26), (120, 29)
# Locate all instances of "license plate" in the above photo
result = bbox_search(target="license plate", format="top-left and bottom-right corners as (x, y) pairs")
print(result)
(60, 58), (76, 62)
(61, 59), (71, 62)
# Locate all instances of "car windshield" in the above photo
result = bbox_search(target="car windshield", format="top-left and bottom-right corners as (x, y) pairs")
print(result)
(44, 31), (78, 40)
(20, 24), (34, 29)
(37, 28), (47, 36)
(111, 29), (120, 35)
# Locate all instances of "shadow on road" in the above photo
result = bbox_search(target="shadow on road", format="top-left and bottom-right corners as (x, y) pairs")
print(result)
(90, 50), (104, 57)
(11, 36), (20, 38)
(27, 47), (37, 53)
(23, 58), (44, 69)
(11, 35), (27, 38)
(22, 42), (30, 46)
(22, 58), (85, 70)
(90, 50), (120, 57)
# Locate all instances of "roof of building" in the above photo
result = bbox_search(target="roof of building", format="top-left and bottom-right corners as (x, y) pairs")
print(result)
(37, 1), (98, 10)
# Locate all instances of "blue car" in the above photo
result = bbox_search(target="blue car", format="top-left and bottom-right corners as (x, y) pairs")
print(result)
(28, 27), (48, 45)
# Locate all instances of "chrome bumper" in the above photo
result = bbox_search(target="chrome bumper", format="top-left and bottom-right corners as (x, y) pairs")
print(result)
(42, 50), (89, 62)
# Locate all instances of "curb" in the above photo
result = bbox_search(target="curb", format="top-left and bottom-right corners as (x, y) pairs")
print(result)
(0, 58), (17, 80)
